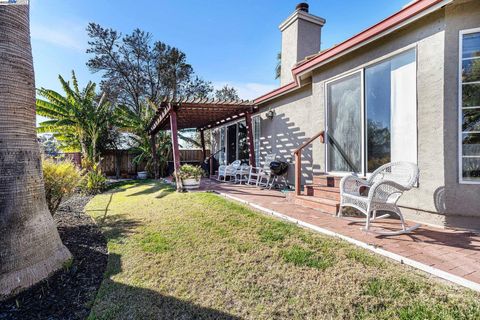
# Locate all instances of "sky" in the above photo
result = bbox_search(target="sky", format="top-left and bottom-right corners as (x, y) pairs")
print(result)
(31, 0), (411, 124)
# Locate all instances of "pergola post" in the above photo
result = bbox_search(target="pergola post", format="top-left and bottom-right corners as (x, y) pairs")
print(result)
(200, 129), (206, 161)
(169, 106), (182, 191)
(150, 132), (159, 179)
(245, 112), (256, 168)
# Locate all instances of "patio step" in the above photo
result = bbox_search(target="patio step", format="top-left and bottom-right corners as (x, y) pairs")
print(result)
(304, 184), (340, 201)
(294, 195), (339, 214)
(312, 174), (343, 188)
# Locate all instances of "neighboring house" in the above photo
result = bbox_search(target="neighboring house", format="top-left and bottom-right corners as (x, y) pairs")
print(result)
(209, 0), (480, 230)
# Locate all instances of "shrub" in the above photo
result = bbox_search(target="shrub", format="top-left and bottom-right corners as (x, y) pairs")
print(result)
(43, 159), (81, 215)
(80, 167), (107, 195)
(176, 164), (205, 180)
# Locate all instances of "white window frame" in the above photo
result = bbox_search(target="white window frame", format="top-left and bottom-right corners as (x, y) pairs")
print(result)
(323, 45), (418, 177)
(324, 69), (365, 176)
(252, 115), (261, 166)
(458, 27), (480, 184)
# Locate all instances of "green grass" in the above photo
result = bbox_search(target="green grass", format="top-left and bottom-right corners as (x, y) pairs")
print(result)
(86, 181), (480, 319)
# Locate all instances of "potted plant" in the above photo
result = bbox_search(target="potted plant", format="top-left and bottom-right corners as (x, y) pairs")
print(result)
(177, 164), (205, 190)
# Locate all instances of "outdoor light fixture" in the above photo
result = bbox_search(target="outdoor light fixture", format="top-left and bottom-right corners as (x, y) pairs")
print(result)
(266, 108), (276, 120)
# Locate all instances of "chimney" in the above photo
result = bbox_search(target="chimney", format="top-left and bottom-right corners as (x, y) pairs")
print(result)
(279, 3), (326, 85)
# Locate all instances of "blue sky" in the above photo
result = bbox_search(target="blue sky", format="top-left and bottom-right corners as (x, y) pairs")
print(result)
(31, 0), (410, 111)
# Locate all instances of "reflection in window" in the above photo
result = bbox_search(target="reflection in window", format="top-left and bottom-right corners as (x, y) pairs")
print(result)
(237, 121), (249, 162)
(365, 49), (417, 172)
(365, 60), (391, 172)
(461, 31), (480, 181)
(326, 72), (362, 172)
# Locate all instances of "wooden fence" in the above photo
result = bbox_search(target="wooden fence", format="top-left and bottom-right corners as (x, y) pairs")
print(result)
(61, 149), (210, 178)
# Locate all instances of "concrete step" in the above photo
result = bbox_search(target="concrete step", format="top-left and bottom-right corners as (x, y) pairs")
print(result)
(294, 195), (339, 215)
(312, 174), (343, 188)
(304, 185), (340, 201)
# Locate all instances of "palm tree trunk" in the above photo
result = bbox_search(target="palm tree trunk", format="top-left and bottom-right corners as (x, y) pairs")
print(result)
(0, 4), (71, 299)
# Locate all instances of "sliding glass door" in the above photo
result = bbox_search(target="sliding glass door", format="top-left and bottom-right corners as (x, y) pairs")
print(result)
(326, 49), (417, 175)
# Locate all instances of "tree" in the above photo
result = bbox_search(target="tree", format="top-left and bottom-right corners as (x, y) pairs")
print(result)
(86, 24), (209, 112)
(215, 85), (240, 101)
(86, 24), (213, 177)
(275, 52), (281, 80)
(0, 4), (71, 298)
(36, 71), (118, 164)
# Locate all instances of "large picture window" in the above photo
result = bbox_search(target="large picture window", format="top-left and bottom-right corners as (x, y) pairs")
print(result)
(325, 48), (417, 175)
(460, 29), (480, 183)
(365, 49), (417, 172)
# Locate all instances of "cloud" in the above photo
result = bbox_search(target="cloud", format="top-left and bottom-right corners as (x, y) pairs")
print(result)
(212, 81), (278, 100)
(31, 21), (86, 52)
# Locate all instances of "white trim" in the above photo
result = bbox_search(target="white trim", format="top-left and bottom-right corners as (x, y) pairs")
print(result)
(279, 9), (325, 31)
(324, 69), (364, 175)
(459, 28), (480, 184)
(213, 190), (480, 293)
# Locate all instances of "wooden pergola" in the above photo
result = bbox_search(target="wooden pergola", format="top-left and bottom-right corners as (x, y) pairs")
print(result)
(147, 98), (258, 189)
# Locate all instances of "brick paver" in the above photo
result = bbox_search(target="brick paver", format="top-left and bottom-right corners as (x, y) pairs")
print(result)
(198, 179), (480, 289)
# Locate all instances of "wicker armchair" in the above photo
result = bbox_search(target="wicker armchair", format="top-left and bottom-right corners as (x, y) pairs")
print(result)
(338, 162), (420, 235)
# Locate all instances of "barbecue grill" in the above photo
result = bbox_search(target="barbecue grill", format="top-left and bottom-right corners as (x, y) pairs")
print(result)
(268, 161), (290, 189)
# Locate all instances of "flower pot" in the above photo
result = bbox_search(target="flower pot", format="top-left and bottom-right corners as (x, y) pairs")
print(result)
(182, 177), (200, 190)
(137, 171), (148, 180)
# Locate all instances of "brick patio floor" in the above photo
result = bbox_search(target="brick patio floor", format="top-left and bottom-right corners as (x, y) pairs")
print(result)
(197, 179), (480, 291)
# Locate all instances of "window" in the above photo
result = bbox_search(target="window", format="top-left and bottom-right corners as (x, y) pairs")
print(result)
(326, 72), (362, 172)
(460, 29), (480, 183)
(219, 126), (225, 165)
(325, 48), (417, 175)
(253, 116), (261, 165)
(365, 49), (417, 172)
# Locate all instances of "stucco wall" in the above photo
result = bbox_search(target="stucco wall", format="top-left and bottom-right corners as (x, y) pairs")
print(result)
(254, 85), (324, 185)
(232, 0), (479, 229)
(311, 9), (448, 226)
(442, 0), (480, 229)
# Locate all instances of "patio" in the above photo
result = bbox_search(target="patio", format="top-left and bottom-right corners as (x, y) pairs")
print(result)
(197, 178), (480, 292)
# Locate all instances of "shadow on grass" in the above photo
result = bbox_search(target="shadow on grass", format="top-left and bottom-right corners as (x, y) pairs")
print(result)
(97, 215), (143, 243)
(90, 279), (241, 320)
(127, 183), (173, 197)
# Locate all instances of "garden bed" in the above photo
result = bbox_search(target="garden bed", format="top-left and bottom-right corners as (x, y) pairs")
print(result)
(0, 194), (108, 320)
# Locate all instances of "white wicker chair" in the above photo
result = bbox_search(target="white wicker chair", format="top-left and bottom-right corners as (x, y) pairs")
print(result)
(224, 160), (242, 183)
(235, 164), (251, 184)
(338, 162), (420, 235)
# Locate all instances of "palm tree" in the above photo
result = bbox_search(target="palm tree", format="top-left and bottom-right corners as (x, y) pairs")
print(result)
(275, 52), (281, 80)
(115, 101), (172, 178)
(36, 71), (115, 164)
(0, 4), (71, 298)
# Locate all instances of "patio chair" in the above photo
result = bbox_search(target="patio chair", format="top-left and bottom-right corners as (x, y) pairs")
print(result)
(247, 153), (277, 188)
(338, 161), (421, 235)
(235, 164), (251, 184)
(224, 160), (242, 183)
(217, 165), (227, 181)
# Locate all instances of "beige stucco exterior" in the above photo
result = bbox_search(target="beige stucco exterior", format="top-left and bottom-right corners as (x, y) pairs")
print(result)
(211, 0), (480, 230)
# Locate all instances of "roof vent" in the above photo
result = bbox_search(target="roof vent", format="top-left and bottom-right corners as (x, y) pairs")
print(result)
(296, 2), (309, 13)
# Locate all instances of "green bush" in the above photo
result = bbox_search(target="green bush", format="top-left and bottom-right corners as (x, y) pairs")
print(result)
(80, 167), (107, 195)
(176, 164), (205, 180)
(43, 159), (81, 215)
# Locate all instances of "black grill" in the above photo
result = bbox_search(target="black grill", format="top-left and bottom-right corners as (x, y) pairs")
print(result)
(269, 161), (289, 176)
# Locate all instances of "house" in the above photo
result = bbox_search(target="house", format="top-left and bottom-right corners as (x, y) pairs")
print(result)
(149, 0), (480, 231)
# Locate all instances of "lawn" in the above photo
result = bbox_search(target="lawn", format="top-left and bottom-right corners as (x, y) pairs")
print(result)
(86, 181), (480, 319)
